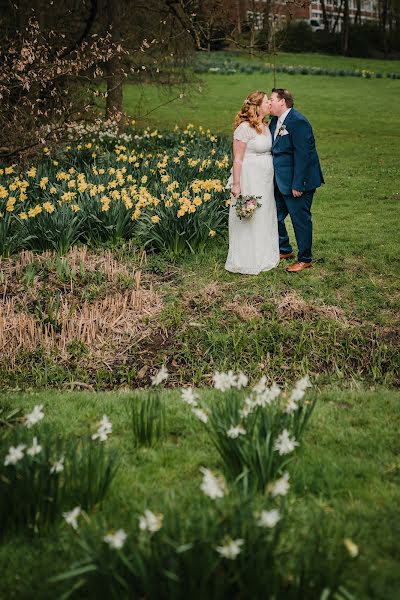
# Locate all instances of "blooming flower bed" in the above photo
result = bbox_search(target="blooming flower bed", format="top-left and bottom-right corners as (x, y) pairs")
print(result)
(0, 122), (231, 257)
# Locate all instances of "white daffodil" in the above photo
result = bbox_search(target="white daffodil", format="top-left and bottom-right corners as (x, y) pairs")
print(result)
(285, 398), (299, 413)
(255, 383), (281, 407)
(139, 509), (163, 533)
(287, 376), (311, 410)
(268, 472), (290, 497)
(215, 538), (244, 560)
(4, 444), (26, 466)
(254, 390), (272, 407)
(252, 375), (267, 395)
(92, 415), (112, 442)
(63, 506), (81, 530)
(27, 436), (42, 457)
(181, 387), (198, 406)
(150, 365), (169, 386)
(192, 407), (208, 423)
(257, 509), (281, 528)
(274, 429), (299, 455)
(239, 396), (256, 419)
(200, 467), (226, 499)
(50, 457), (64, 474)
(104, 529), (127, 550)
(212, 370), (237, 392)
(24, 405), (44, 428)
(344, 538), (359, 558)
(227, 425), (246, 439)
(235, 372), (249, 389)
(296, 375), (312, 391)
(269, 382), (281, 401)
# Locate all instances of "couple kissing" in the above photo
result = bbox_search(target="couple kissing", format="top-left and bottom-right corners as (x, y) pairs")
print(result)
(225, 88), (324, 275)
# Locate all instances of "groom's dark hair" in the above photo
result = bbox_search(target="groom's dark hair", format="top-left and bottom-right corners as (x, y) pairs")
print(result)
(272, 88), (294, 108)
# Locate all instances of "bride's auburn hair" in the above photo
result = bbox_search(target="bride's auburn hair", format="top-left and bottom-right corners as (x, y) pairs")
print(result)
(234, 91), (267, 134)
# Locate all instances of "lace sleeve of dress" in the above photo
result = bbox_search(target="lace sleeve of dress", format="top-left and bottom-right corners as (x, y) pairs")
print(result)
(233, 122), (254, 143)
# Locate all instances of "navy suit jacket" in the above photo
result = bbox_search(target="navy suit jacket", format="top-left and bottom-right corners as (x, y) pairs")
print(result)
(269, 109), (324, 195)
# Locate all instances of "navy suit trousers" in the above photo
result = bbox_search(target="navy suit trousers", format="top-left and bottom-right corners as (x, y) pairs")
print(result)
(274, 185), (314, 263)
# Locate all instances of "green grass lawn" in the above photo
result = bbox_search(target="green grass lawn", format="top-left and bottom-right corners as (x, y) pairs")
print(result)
(1, 386), (400, 599)
(121, 65), (400, 387)
(1, 52), (400, 599)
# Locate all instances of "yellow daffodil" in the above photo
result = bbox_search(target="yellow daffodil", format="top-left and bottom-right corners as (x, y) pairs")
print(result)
(43, 202), (55, 214)
(28, 204), (42, 217)
(6, 197), (16, 212)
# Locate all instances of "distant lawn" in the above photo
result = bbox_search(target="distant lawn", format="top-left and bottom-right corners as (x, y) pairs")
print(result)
(125, 70), (400, 140)
(208, 50), (400, 74)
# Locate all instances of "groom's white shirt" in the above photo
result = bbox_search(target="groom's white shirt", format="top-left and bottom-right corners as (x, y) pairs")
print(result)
(280, 107), (292, 124)
(274, 107), (292, 139)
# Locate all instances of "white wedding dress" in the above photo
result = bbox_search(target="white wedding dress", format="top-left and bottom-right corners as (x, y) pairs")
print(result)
(225, 122), (279, 275)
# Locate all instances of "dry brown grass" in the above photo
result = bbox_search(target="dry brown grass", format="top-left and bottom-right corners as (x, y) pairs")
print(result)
(0, 248), (163, 366)
(275, 290), (347, 322)
(225, 300), (261, 322)
(184, 280), (223, 310)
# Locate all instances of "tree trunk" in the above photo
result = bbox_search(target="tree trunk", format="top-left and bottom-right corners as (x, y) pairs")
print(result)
(332, 0), (344, 33)
(236, 0), (242, 33)
(341, 0), (350, 54)
(354, 0), (361, 24)
(320, 0), (330, 31)
(105, 0), (123, 122)
(380, 0), (390, 57)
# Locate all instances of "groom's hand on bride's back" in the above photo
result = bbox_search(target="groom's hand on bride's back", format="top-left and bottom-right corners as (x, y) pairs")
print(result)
(292, 189), (303, 197)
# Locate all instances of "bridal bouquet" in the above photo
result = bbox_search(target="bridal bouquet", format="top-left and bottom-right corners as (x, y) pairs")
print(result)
(234, 194), (262, 220)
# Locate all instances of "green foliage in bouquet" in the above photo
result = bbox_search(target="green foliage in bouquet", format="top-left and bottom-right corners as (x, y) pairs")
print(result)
(233, 194), (262, 220)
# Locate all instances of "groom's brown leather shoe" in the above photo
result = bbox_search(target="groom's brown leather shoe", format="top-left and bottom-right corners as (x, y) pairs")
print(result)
(280, 251), (295, 260)
(286, 261), (312, 273)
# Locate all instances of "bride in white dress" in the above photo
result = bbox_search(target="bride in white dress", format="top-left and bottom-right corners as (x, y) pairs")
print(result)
(225, 91), (279, 275)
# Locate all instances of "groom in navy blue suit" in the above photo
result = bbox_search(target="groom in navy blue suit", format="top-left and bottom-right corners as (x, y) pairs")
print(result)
(269, 89), (324, 273)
